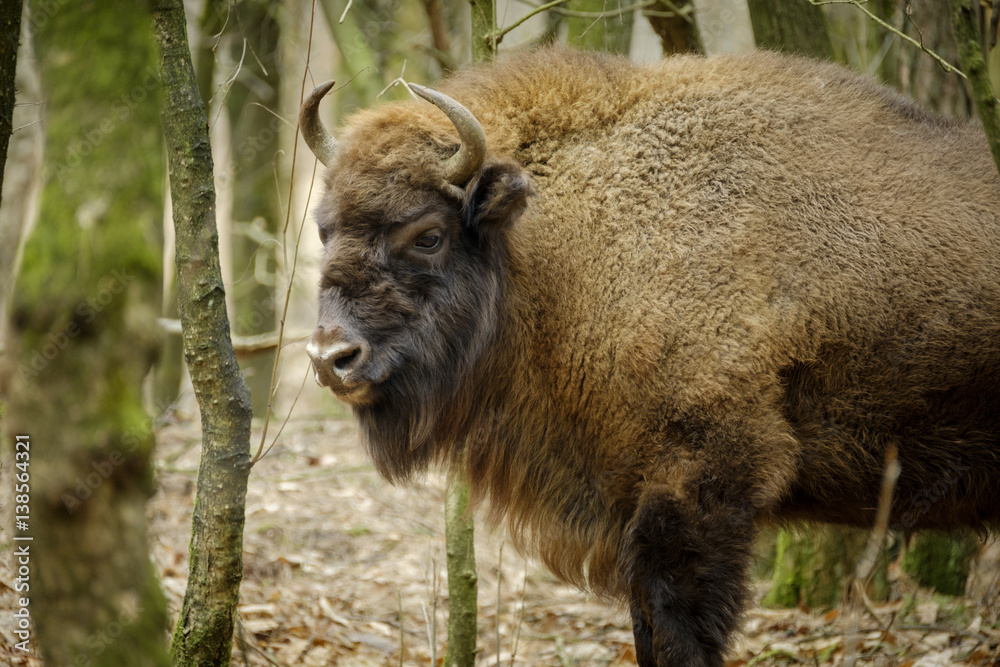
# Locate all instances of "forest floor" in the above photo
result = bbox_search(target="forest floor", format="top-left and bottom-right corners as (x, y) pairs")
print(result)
(1, 411), (999, 666)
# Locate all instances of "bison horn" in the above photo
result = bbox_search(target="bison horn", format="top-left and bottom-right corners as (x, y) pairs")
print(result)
(408, 83), (487, 186)
(299, 80), (339, 167)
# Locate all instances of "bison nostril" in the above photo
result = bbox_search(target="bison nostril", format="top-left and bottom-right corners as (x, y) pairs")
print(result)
(333, 347), (361, 372)
(308, 332), (372, 388)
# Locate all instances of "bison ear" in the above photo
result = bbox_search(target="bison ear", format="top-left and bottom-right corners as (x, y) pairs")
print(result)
(462, 159), (533, 234)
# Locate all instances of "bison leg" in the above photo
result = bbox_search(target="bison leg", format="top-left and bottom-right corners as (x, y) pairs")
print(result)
(624, 483), (755, 667)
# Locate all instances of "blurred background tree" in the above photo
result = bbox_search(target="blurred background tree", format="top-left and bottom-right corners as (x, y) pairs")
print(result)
(1, 1), (170, 663)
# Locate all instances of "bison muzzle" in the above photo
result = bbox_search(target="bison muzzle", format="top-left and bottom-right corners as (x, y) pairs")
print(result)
(301, 48), (1000, 667)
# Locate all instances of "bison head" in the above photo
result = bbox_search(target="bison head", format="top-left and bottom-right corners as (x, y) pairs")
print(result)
(300, 81), (533, 479)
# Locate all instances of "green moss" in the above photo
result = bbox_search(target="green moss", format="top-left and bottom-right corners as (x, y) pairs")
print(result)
(902, 531), (979, 596)
(16, 2), (162, 313)
(764, 526), (880, 610)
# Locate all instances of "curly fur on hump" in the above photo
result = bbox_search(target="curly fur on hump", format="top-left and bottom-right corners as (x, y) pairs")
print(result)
(313, 46), (1000, 663)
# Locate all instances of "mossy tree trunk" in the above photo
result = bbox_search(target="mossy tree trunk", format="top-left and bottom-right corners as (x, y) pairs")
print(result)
(2, 1), (170, 664)
(444, 470), (478, 667)
(153, 0), (253, 665)
(747, 0), (833, 60)
(565, 0), (634, 54)
(469, 0), (496, 63)
(764, 528), (890, 609)
(949, 0), (1000, 177)
(902, 531), (979, 595)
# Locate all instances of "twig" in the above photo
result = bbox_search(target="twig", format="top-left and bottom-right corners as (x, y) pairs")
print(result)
(642, 0), (695, 23)
(809, 0), (966, 79)
(11, 117), (43, 132)
(256, 362), (312, 462)
(210, 38), (247, 123)
(492, 0), (574, 47)
(234, 617), (284, 666)
(842, 444), (900, 667)
(497, 542), (504, 667)
(509, 559), (528, 667)
(248, 101), (295, 129)
(421, 601), (433, 663)
(512, 0), (656, 19)
(398, 589), (405, 667)
(422, 549), (439, 665)
(578, 15), (604, 40)
(252, 0), (321, 465)
(377, 62), (409, 100)
(415, 43), (457, 73)
(339, 0), (353, 24)
(905, 4), (927, 56)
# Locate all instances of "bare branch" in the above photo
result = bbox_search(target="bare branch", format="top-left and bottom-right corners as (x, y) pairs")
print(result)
(493, 0), (574, 46)
(513, 0), (656, 19)
(809, 0), (967, 79)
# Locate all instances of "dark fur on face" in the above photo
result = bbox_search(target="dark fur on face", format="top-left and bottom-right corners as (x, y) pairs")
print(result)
(316, 151), (533, 481)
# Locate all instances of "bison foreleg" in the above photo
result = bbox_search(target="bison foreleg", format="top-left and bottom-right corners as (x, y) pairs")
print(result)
(624, 483), (755, 667)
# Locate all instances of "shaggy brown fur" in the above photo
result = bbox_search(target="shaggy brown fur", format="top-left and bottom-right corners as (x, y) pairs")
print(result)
(308, 47), (1000, 667)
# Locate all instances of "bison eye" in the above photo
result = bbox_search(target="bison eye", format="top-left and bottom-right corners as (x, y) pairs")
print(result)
(413, 233), (442, 252)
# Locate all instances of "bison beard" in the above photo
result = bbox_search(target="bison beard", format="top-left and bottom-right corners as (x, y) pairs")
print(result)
(303, 48), (1000, 667)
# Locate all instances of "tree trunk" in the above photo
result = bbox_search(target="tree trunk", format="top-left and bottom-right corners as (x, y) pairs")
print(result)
(950, 0), (1000, 176)
(0, 0), (41, 358)
(318, 0), (385, 105)
(902, 531), (979, 596)
(469, 0), (496, 63)
(645, 0), (703, 54)
(0, 0), (22, 200)
(154, 0), (230, 412)
(444, 472), (478, 667)
(822, 0), (902, 83)
(2, 1), (170, 664)
(565, 0), (634, 54)
(764, 527), (890, 609)
(746, 0), (833, 59)
(224, 0), (282, 418)
(890, 0), (971, 119)
(153, 0), (254, 665)
(423, 0), (455, 72)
